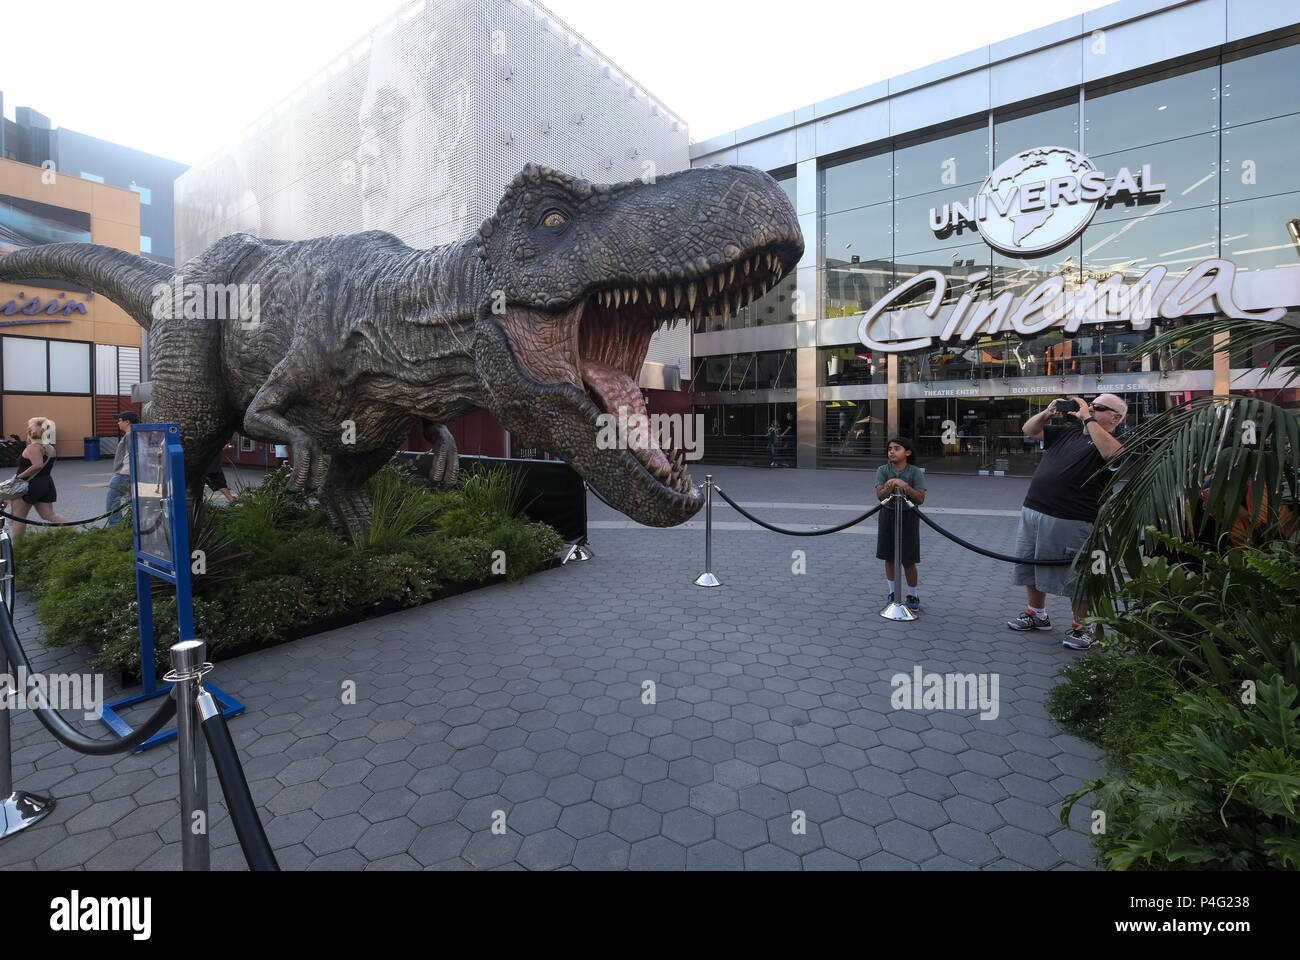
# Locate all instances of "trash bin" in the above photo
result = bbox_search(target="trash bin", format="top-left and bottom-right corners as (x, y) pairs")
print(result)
(83, 436), (101, 461)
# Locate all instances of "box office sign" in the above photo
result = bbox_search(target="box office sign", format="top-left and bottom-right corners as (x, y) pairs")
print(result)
(858, 146), (1288, 354)
(903, 369), (1212, 400)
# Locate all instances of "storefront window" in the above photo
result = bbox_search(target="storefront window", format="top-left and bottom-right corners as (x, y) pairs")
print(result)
(695, 402), (797, 465)
(1222, 37), (1300, 128)
(821, 345), (883, 386)
(822, 202), (891, 265)
(893, 123), (988, 200)
(1221, 191), (1300, 272)
(994, 99), (1079, 162)
(893, 242), (990, 308)
(820, 398), (886, 464)
(821, 150), (892, 216)
(1082, 203), (1217, 278)
(894, 188), (984, 256)
(692, 350), (795, 391)
(1089, 132), (1219, 222)
(825, 259), (894, 318)
(992, 243), (1082, 298)
(1084, 60), (1219, 155)
(1221, 114), (1300, 203)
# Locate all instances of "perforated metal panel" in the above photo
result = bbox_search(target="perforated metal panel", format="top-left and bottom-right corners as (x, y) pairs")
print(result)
(175, 0), (690, 264)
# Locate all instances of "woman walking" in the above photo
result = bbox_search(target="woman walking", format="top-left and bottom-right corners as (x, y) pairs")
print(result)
(7, 417), (68, 538)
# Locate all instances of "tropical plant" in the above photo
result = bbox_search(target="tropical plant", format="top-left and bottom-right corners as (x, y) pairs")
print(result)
(1089, 532), (1300, 687)
(1063, 675), (1300, 871)
(1078, 314), (1300, 607)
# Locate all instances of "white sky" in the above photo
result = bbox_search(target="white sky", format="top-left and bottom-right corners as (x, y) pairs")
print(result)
(1, 0), (1103, 168)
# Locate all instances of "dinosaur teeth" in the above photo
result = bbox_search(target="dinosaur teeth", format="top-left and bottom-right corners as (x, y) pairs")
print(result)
(630, 287), (638, 304)
(727, 265), (734, 287)
(744, 258), (752, 276)
(673, 286), (682, 308)
(658, 287), (667, 308)
(687, 283), (697, 312)
(705, 274), (713, 297)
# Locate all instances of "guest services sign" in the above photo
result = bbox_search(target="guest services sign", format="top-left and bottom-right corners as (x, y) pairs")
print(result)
(858, 146), (1286, 353)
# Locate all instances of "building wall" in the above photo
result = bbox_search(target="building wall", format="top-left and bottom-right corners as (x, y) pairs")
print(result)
(0, 158), (142, 457)
(54, 128), (187, 266)
(690, 1), (1300, 473)
(174, 0), (689, 262)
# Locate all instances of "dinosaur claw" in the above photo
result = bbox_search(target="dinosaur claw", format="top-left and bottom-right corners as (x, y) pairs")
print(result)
(424, 422), (460, 488)
(287, 438), (327, 493)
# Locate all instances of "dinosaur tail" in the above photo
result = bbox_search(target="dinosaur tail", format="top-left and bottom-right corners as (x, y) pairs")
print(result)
(0, 243), (173, 332)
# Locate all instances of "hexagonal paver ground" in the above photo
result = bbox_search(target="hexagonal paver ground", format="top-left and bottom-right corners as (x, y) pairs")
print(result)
(4, 467), (1104, 870)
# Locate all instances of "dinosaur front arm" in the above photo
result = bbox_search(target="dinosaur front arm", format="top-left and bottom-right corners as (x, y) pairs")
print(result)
(244, 361), (327, 492)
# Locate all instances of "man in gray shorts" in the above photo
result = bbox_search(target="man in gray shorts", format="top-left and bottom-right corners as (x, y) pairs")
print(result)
(1007, 393), (1126, 649)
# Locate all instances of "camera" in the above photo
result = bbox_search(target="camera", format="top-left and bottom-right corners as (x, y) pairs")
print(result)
(1055, 398), (1079, 414)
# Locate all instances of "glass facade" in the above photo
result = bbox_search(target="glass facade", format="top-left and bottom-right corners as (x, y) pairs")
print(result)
(696, 31), (1300, 474)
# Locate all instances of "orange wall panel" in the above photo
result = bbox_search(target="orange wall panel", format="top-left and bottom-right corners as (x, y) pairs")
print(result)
(4, 394), (94, 459)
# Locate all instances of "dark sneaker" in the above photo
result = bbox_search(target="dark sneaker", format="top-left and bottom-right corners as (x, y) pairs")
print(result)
(1062, 626), (1098, 650)
(885, 591), (895, 605)
(905, 595), (921, 613)
(1007, 608), (1051, 631)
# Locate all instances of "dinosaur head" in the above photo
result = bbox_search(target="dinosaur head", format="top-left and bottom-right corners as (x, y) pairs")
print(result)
(473, 163), (803, 526)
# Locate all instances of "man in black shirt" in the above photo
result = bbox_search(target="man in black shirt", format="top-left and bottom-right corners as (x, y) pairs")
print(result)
(1007, 393), (1126, 649)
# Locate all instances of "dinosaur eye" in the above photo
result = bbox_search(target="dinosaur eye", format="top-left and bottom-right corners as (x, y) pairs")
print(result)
(542, 210), (567, 227)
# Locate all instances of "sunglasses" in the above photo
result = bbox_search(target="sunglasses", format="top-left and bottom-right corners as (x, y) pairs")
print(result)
(1090, 402), (1119, 415)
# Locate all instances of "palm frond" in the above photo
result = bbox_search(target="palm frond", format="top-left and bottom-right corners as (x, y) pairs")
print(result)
(1078, 393), (1300, 603)
(1133, 314), (1300, 388)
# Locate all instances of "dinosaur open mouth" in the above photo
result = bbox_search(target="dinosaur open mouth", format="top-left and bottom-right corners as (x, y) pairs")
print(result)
(576, 249), (791, 495)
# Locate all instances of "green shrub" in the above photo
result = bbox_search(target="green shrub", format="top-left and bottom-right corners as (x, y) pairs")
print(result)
(1064, 676), (1300, 870)
(1048, 650), (1187, 785)
(1089, 532), (1300, 687)
(13, 463), (560, 674)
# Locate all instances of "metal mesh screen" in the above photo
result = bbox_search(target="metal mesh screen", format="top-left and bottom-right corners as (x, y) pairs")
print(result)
(175, 0), (690, 264)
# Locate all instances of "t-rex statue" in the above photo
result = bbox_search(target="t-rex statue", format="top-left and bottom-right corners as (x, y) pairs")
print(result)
(0, 164), (803, 534)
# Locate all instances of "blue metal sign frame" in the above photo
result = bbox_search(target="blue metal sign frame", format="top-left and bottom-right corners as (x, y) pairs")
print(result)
(98, 423), (243, 750)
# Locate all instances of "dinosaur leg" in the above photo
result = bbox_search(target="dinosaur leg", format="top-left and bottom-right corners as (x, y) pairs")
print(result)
(243, 362), (327, 493)
(420, 420), (460, 488)
(318, 447), (392, 540)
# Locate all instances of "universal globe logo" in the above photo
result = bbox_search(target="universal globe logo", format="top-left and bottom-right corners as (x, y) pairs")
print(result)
(929, 145), (1165, 255)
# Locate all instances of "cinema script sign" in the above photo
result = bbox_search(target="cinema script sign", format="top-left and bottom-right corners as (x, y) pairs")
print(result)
(858, 146), (1286, 354)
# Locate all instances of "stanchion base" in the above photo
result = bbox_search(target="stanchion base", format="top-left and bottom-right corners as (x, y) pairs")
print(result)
(560, 542), (592, 564)
(100, 682), (245, 751)
(694, 572), (721, 587)
(879, 601), (917, 621)
(0, 790), (54, 840)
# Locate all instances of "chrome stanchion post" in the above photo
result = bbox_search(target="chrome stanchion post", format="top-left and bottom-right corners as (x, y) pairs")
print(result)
(0, 529), (55, 840)
(693, 475), (720, 587)
(169, 639), (210, 870)
(880, 490), (917, 621)
(0, 655), (56, 840)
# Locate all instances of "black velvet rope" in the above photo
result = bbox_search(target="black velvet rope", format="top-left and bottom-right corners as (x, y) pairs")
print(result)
(0, 501), (129, 527)
(0, 605), (178, 755)
(713, 486), (884, 536)
(911, 504), (1074, 566)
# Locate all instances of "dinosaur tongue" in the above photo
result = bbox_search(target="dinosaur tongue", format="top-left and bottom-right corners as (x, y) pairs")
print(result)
(581, 358), (673, 480)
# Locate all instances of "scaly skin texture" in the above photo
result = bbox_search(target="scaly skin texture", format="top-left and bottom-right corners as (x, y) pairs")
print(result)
(0, 164), (802, 536)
